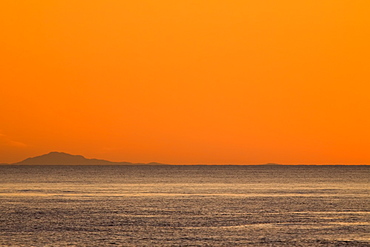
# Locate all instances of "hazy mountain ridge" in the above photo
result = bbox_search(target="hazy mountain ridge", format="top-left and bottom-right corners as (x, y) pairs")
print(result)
(13, 152), (133, 165)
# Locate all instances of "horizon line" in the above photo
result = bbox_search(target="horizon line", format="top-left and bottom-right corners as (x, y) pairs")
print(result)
(1, 151), (369, 166)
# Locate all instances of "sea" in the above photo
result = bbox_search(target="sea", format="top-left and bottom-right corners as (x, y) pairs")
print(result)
(0, 165), (369, 246)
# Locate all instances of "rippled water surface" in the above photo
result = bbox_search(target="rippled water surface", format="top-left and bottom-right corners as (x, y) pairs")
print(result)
(0, 165), (369, 246)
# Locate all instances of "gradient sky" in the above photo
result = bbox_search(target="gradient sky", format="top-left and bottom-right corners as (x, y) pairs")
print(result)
(1, 1), (369, 164)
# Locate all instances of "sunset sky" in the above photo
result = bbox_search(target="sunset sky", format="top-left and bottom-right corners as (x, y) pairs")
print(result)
(1, 1), (369, 164)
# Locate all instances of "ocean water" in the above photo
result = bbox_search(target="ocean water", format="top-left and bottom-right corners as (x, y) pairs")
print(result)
(0, 165), (369, 246)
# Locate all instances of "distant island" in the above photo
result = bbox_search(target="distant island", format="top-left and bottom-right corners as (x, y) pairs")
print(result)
(9, 152), (164, 166)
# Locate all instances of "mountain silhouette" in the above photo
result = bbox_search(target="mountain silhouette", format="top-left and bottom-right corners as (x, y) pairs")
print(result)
(14, 152), (130, 165)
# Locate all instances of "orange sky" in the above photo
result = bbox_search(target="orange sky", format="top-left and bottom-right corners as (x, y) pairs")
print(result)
(1, 1), (369, 164)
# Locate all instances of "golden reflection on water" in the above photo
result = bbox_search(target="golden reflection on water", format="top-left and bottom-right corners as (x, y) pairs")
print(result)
(1, 165), (369, 246)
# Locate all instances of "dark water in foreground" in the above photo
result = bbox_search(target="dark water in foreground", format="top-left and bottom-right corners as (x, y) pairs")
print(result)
(0, 165), (369, 246)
